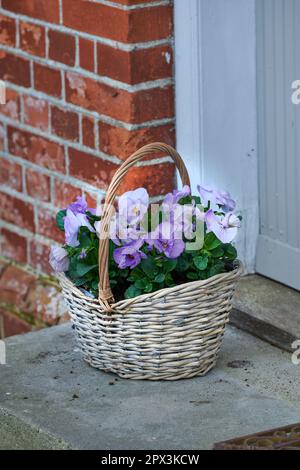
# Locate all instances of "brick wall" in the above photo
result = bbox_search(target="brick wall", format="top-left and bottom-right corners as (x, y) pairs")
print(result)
(0, 0), (175, 336)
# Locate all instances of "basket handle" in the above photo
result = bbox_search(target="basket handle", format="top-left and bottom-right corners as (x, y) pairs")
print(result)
(98, 142), (191, 309)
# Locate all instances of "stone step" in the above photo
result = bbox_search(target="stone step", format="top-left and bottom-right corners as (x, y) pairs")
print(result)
(231, 274), (300, 352)
(1, 323), (300, 450)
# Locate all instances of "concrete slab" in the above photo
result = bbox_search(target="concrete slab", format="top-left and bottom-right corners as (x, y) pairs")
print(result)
(231, 274), (300, 351)
(0, 408), (70, 450)
(1, 323), (300, 450)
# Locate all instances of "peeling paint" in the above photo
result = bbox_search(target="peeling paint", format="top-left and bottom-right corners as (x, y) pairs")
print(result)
(66, 72), (86, 99)
(21, 23), (42, 46)
(4, 100), (18, 120)
(25, 96), (47, 111)
(164, 51), (171, 64)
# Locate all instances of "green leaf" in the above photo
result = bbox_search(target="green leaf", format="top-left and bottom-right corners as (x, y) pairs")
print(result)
(193, 254), (209, 271)
(76, 263), (98, 277)
(165, 273), (175, 287)
(135, 279), (147, 289)
(186, 271), (199, 280)
(154, 273), (165, 283)
(192, 195), (201, 205)
(143, 282), (153, 293)
(141, 256), (158, 279)
(176, 256), (190, 272)
(73, 278), (87, 287)
(208, 262), (225, 277)
(124, 285), (141, 299)
(163, 259), (177, 273)
(56, 210), (66, 231)
(224, 244), (237, 260)
(210, 246), (224, 258)
(204, 232), (221, 250)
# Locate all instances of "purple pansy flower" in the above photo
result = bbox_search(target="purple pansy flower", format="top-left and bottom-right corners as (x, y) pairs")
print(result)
(95, 216), (146, 246)
(163, 185), (191, 208)
(67, 195), (98, 215)
(147, 222), (185, 259)
(118, 188), (149, 226)
(205, 210), (240, 244)
(173, 185), (191, 202)
(79, 249), (87, 260)
(162, 187), (194, 236)
(64, 209), (95, 247)
(95, 188), (149, 245)
(197, 185), (236, 212)
(113, 239), (147, 270)
(67, 196), (88, 215)
(49, 246), (69, 272)
(161, 200), (204, 241)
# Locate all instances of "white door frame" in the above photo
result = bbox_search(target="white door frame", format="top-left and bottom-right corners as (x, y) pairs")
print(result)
(174, 0), (259, 273)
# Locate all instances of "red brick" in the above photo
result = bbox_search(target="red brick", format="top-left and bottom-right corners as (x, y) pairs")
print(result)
(37, 208), (65, 244)
(20, 21), (45, 57)
(23, 282), (68, 325)
(2, 0), (60, 23)
(65, 72), (174, 123)
(0, 51), (31, 87)
(26, 168), (50, 202)
(34, 63), (62, 98)
(0, 158), (23, 191)
(84, 191), (97, 210)
(0, 192), (35, 231)
(118, 163), (175, 196)
(54, 180), (82, 208)
(68, 148), (175, 196)
(69, 148), (118, 189)
(30, 240), (51, 274)
(62, 1), (172, 42)
(134, 86), (174, 123)
(49, 30), (76, 67)
(82, 115), (95, 148)
(131, 86), (174, 123)
(51, 106), (79, 142)
(0, 309), (32, 337)
(128, 5), (173, 42)
(99, 122), (175, 159)
(0, 89), (20, 120)
(0, 124), (4, 151)
(1, 228), (27, 264)
(0, 264), (36, 305)
(79, 38), (94, 72)
(8, 126), (65, 173)
(0, 14), (16, 46)
(24, 96), (49, 131)
(97, 44), (173, 84)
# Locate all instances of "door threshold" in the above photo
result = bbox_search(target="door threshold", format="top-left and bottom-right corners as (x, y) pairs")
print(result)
(231, 274), (300, 352)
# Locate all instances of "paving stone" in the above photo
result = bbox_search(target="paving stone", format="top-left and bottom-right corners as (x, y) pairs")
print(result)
(1, 324), (300, 450)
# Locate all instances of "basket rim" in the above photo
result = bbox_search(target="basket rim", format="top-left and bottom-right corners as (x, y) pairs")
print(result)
(57, 260), (243, 310)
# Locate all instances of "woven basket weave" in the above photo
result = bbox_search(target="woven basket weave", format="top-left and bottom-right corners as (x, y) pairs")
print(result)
(58, 143), (243, 381)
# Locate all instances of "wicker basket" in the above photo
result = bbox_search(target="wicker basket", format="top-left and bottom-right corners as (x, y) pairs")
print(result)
(58, 143), (243, 381)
